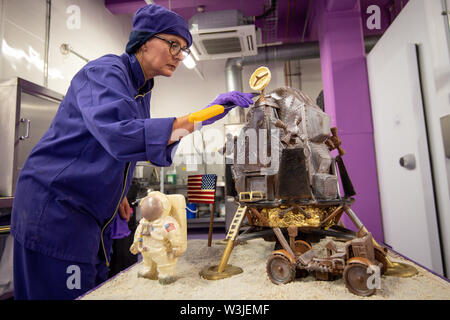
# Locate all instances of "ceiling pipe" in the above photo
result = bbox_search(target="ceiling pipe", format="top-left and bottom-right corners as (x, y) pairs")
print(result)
(255, 0), (277, 20)
(225, 41), (321, 92)
(225, 36), (380, 122)
(301, 0), (313, 42)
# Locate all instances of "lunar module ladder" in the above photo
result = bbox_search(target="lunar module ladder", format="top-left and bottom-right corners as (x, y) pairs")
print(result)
(200, 205), (247, 280)
(225, 205), (248, 242)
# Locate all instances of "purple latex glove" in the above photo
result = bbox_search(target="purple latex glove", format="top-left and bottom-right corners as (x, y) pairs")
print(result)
(202, 91), (255, 126)
(111, 211), (131, 239)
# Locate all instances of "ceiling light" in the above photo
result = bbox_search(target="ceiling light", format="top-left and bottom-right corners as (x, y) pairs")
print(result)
(182, 55), (196, 69)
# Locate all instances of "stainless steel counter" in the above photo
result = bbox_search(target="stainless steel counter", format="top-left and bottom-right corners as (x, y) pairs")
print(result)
(0, 197), (13, 209)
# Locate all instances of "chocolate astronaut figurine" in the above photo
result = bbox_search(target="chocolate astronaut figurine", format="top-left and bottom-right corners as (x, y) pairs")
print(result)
(130, 191), (187, 285)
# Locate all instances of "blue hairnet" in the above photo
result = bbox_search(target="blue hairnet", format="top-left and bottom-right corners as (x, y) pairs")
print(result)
(126, 4), (192, 54)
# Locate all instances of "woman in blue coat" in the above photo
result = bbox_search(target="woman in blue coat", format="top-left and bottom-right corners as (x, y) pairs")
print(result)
(11, 4), (253, 300)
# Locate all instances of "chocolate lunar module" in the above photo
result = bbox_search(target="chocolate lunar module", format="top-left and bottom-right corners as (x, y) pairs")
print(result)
(200, 67), (417, 296)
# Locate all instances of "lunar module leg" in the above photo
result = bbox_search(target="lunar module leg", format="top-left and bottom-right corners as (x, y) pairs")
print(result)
(200, 205), (248, 280)
(343, 206), (418, 277)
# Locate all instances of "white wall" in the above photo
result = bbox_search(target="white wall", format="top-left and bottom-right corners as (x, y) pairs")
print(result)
(0, 0), (132, 95)
(367, 0), (450, 276)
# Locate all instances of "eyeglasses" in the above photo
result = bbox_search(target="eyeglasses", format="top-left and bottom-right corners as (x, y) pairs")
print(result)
(153, 35), (191, 60)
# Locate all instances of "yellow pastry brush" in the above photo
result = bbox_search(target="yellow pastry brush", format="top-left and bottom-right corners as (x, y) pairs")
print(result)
(188, 104), (225, 123)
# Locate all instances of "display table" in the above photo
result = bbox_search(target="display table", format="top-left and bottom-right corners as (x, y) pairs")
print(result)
(80, 238), (450, 300)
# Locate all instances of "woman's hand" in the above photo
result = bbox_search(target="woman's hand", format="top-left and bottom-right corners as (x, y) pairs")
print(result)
(201, 91), (255, 126)
(167, 91), (255, 145)
(168, 115), (195, 145)
(119, 196), (132, 222)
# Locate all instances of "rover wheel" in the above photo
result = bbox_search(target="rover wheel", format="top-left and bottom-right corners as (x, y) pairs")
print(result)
(343, 259), (376, 297)
(266, 254), (296, 285)
(294, 240), (312, 256)
(293, 240), (312, 278)
(374, 247), (389, 275)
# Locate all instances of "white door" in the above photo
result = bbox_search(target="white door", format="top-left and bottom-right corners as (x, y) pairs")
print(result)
(367, 43), (444, 274)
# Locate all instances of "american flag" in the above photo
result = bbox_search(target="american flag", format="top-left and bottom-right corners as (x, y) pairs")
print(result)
(187, 174), (217, 204)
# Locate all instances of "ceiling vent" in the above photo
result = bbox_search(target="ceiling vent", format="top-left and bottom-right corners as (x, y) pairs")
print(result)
(189, 10), (258, 61)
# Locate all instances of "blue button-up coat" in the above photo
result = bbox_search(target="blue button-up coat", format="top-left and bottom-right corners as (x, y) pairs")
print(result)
(11, 53), (178, 265)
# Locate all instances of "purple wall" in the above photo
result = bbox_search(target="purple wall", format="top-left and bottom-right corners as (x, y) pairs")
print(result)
(316, 0), (384, 242)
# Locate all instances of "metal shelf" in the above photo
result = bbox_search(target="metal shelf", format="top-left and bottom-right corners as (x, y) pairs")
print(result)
(187, 217), (225, 229)
(0, 197), (13, 209)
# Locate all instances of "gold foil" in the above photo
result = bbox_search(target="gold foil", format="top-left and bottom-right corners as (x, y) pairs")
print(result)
(252, 206), (338, 228)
